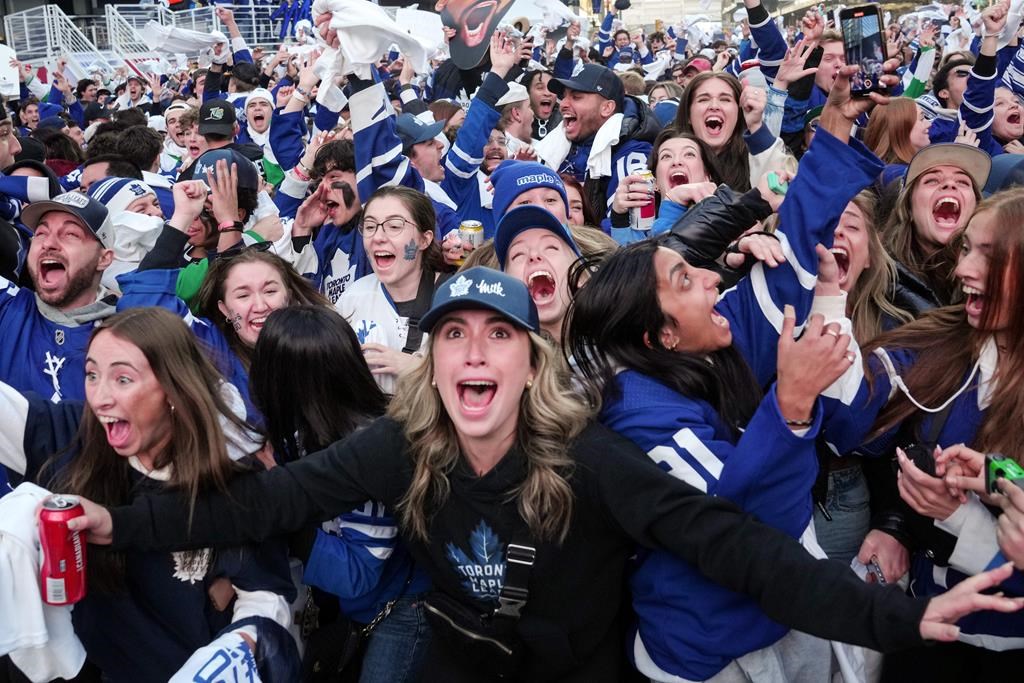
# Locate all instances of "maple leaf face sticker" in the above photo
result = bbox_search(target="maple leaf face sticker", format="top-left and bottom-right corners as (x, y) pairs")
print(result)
(445, 520), (507, 600)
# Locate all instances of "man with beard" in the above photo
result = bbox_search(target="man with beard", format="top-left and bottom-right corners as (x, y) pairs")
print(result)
(0, 192), (115, 402)
(534, 63), (660, 230)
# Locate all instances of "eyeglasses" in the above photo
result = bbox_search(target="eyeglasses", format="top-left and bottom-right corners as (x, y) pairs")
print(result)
(358, 216), (417, 237)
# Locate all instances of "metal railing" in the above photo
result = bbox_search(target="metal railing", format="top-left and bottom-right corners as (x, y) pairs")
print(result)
(2, 5), (129, 80)
(104, 5), (151, 56)
(108, 3), (176, 31)
(228, 3), (288, 50)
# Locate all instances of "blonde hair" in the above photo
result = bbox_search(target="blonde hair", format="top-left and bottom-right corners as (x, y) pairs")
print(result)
(390, 329), (591, 543)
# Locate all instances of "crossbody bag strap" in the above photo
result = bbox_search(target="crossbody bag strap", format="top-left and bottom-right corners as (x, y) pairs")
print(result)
(923, 400), (955, 446)
(401, 268), (437, 354)
(493, 534), (536, 619)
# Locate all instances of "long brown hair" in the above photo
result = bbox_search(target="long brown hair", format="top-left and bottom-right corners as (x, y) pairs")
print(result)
(51, 308), (250, 589)
(674, 72), (750, 191)
(883, 172), (978, 305)
(390, 327), (590, 543)
(864, 98), (920, 165)
(844, 191), (913, 343)
(197, 249), (329, 368)
(867, 189), (1024, 461)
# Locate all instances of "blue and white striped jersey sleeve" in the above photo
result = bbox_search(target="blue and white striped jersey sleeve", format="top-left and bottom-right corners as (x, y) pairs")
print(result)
(441, 72), (505, 205)
(1001, 42), (1024, 97)
(303, 500), (398, 600)
(717, 130), (883, 385)
(597, 12), (614, 53)
(0, 174), (53, 222)
(747, 3), (787, 85)
(350, 81), (423, 204)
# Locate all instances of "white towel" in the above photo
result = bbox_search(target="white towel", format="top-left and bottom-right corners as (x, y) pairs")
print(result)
(138, 20), (223, 55)
(533, 113), (623, 180)
(311, 0), (436, 81)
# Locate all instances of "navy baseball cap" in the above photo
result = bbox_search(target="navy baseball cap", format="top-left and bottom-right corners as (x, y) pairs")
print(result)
(194, 148), (261, 190)
(494, 205), (581, 269)
(419, 266), (539, 333)
(21, 192), (112, 247)
(549, 64), (624, 106)
(395, 113), (445, 152)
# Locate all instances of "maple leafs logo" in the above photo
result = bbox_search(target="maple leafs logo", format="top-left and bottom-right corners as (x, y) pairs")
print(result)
(448, 275), (472, 297)
(445, 520), (506, 600)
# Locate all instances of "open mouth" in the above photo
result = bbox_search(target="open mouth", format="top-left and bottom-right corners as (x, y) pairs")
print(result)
(326, 198), (340, 221)
(710, 307), (729, 328)
(932, 197), (961, 227)
(831, 247), (850, 284)
(1009, 112), (1021, 125)
(250, 316), (267, 333)
(374, 250), (396, 269)
(963, 284), (985, 319)
(461, 1), (496, 48)
(704, 115), (724, 134)
(252, 113), (266, 126)
(38, 258), (67, 287)
(188, 144), (202, 156)
(668, 171), (689, 188)
(562, 111), (577, 131)
(527, 270), (556, 304)
(457, 379), (497, 411)
(97, 415), (132, 450)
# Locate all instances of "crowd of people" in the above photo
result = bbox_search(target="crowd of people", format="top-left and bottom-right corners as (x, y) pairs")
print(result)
(1, 0), (1024, 681)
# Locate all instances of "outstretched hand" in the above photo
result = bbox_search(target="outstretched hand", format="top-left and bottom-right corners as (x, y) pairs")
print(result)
(920, 562), (1024, 641)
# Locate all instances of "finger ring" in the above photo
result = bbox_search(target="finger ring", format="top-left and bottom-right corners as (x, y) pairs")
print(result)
(846, 352), (856, 362)
(825, 329), (840, 338)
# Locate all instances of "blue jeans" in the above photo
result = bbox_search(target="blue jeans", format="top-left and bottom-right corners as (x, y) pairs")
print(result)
(359, 594), (431, 683)
(813, 464), (870, 566)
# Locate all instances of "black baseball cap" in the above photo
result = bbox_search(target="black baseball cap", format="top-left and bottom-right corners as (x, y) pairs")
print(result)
(549, 64), (624, 107)
(198, 98), (237, 136)
(83, 102), (114, 124)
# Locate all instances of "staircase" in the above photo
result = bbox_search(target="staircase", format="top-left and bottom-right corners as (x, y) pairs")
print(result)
(3, 2), (286, 83)
(3, 5), (131, 81)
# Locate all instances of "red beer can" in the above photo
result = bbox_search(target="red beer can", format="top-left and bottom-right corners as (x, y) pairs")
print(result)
(39, 495), (87, 605)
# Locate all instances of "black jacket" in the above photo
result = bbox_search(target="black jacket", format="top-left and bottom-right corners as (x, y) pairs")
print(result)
(110, 417), (928, 682)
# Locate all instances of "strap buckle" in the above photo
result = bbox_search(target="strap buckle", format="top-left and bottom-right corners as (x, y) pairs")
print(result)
(493, 544), (536, 618)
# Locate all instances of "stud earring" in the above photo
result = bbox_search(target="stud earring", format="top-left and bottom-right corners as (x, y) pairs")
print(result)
(525, 378), (534, 389)
(430, 379), (437, 388)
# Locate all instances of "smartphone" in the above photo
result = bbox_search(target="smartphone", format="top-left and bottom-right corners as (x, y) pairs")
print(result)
(839, 4), (888, 97)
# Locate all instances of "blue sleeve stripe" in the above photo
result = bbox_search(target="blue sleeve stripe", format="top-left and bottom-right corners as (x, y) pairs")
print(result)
(444, 160), (476, 180)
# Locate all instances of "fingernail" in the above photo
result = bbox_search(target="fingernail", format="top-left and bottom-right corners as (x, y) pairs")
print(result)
(784, 304), (794, 318)
(896, 447), (906, 459)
